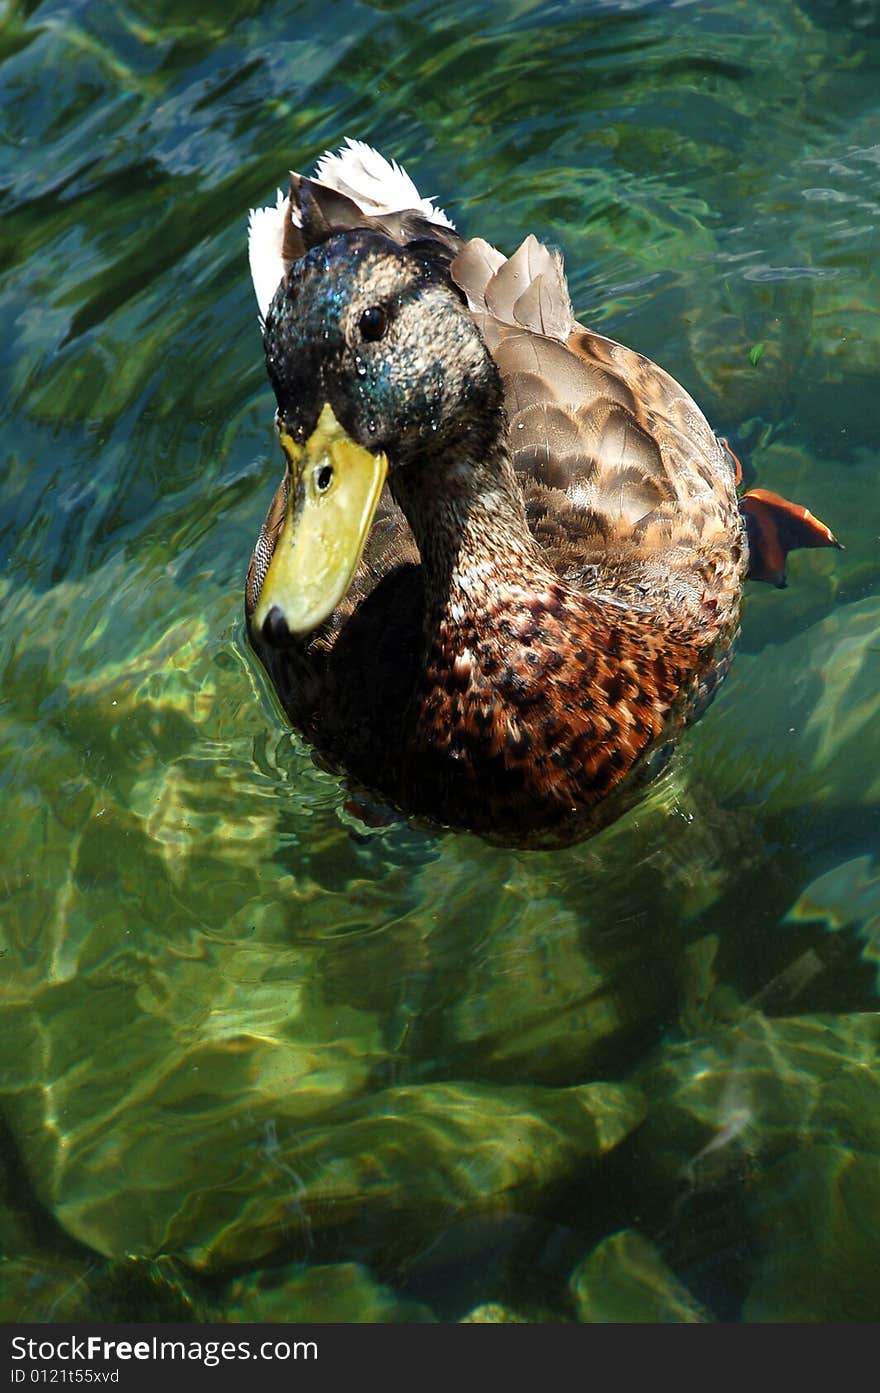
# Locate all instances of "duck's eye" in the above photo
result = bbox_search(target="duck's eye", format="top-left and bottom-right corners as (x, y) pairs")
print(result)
(358, 305), (387, 342)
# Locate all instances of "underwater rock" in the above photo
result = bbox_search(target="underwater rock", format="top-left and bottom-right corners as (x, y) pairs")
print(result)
(0, 1257), (95, 1323)
(786, 854), (880, 992)
(460, 1302), (527, 1323)
(638, 1011), (880, 1181)
(82, 1256), (204, 1323)
(0, 960), (386, 1261)
(224, 1259), (433, 1323)
(180, 1079), (645, 1272)
(685, 595), (880, 822)
(570, 1230), (712, 1323)
(634, 1011), (880, 1320)
(743, 1146), (880, 1322)
(422, 794), (768, 1089)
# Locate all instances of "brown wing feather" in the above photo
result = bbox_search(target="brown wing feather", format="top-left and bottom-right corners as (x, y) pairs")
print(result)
(450, 237), (506, 306)
(450, 235), (746, 624)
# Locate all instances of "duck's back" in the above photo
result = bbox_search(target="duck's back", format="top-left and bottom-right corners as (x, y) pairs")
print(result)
(451, 234), (747, 635)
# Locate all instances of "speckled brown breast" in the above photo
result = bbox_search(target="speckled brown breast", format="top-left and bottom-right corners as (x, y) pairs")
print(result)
(399, 568), (735, 846)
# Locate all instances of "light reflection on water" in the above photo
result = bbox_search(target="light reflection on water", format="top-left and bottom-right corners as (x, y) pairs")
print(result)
(0, 0), (878, 1323)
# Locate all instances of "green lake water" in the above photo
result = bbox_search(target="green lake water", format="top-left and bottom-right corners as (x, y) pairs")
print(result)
(1, 0), (879, 1323)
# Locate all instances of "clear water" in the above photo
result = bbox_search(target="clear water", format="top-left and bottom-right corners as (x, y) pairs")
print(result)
(1, 0), (879, 1323)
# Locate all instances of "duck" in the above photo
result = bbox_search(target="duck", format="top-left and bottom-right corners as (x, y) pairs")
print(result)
(244, 140), (841, 848)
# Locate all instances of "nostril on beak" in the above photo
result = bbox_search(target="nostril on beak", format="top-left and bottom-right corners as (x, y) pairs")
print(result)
(262, 605), (292, 647)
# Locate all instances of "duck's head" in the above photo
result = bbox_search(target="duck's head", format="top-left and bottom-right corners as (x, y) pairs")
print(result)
(249, 228), (503, 645)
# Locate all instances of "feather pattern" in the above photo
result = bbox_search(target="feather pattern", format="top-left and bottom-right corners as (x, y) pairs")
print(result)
(313, 138), (454, 228)
(449, 238), (741, 630)
(246, 145), (839, 846)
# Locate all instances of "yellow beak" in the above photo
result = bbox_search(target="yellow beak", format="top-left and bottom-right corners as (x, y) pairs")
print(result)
(252, 403), (388, 639)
